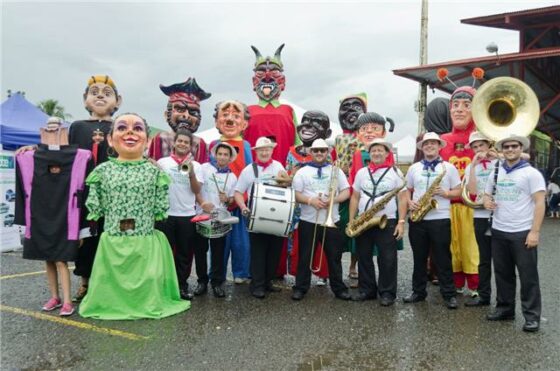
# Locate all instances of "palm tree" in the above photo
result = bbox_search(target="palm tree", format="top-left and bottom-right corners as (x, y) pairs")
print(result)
(37, 99), (73, 120)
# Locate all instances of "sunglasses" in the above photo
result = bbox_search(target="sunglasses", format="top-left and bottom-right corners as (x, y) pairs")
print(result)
(311, 148), (328, 153)
(502, 144), (521, 150)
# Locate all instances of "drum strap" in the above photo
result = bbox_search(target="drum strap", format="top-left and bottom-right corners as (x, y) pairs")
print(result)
(252, 163), (259, 179)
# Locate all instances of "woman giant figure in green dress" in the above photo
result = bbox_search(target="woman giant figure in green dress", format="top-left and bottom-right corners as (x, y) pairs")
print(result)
(79, 113), (190, 320)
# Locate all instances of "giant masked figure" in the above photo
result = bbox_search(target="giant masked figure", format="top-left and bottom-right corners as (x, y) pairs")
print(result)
(148, 78), (211, 162)
(245, 44), (298, 165)
(335, 93), (367, 176)
(70, 75), (122, 301)
(335, 94), (367, 280)
(209, 100), (253, 282)
(437, 67), (482, 295)
(286, 110), (332, 173)
(285, 110), (333, 280)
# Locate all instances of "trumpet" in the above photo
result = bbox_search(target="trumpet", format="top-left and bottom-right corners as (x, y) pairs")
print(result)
(179, 159), (192, 175)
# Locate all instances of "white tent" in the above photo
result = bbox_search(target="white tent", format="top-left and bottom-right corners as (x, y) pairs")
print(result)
(393, 134), (417, 163)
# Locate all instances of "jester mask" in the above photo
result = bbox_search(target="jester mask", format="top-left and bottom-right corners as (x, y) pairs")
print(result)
(251, 44), (286, 102)
(214, 100), (249, 139)
(160, 78), (211, 133)
(338, 93), (367, 132)
(298, 110), (331, 147)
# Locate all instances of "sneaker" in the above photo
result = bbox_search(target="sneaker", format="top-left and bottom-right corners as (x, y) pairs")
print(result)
(59, 303), (75, 316)
(456, 287), (465, 295)
(316, 278), (327, 286)
(470, 290), (479, 298)
(234, 277), (247, 284)
(42, 297), (62, 311)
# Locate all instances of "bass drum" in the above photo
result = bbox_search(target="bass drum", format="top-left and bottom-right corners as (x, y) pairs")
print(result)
(247, 183), (295, 237)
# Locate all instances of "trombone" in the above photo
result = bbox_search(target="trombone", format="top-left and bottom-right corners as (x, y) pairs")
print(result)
(309, 162), (339, 273)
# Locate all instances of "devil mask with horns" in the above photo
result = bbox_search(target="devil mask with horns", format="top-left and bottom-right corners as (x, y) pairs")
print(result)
(160, 77), (211, 134)
(251, 44), (286, 102)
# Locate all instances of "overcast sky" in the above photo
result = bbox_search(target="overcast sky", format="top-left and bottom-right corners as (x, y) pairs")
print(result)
(2, 0), (558, 142)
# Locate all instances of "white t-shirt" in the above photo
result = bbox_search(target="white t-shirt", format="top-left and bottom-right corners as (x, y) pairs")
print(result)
(406, 160), (461, 220)
(235, 160), (286, 195)
(485, 164), (545, 232)
(199, 163), (238, 209)
(463, 160), (497, 219)
(157, 157), (203, 217)
(353, 166), (405, 219)
(292, 164), (350, 224)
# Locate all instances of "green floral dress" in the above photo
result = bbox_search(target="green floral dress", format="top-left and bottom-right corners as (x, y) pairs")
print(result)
(79, 158), (190, 320)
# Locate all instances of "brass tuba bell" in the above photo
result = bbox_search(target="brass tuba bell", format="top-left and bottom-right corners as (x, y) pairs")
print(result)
(472, 76), (539, 141)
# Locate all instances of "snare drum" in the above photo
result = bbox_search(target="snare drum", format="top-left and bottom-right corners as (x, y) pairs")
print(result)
(196, 209), (233, 239)
(247, 183), (295, 237)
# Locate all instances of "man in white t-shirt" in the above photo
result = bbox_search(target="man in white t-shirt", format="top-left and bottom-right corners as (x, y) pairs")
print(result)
(234, 137), (288, 299)
(483, 134), (545, 332)
(463, 132), (497, 307)
(156, 129), (203, 300)
(291, 139), (352, 301)
(194, 142), (238, 298)
(403, 132), (462, 309)
(348, 139), (407, 306)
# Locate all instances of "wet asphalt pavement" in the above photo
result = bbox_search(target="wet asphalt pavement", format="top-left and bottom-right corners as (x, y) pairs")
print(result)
(1, 219), (559, 370)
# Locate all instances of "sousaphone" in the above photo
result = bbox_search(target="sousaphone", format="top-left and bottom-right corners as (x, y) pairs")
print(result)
(472, 76), (540, 141)
(464, 76), (540, 209)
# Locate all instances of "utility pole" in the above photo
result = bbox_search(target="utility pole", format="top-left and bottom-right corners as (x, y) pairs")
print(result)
(416, 0), (429, 135)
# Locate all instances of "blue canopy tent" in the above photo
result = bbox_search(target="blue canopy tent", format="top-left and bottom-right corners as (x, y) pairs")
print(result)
(1, 93), (49, 150)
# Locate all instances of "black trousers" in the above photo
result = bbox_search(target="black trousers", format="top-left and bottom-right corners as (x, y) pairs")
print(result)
(249, 232), (283, 293)
(74, 219), (104, 278)
(408, 219), (455, 300)
(294, 220), (347, 295)
(195, 236), (226, 287)
(356, 219), (398, 299)
(473, 218), (492, 301)
(491, 229), (541, 322)
(157, 215), (196, 291)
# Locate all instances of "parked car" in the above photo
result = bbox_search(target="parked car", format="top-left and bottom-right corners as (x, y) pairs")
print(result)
(5, 189), (15, 202)
(3, 214), (15, 227)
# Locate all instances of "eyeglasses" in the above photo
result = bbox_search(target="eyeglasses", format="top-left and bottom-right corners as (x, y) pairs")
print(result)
(311, 148), (328, 153)
(502, 144), (521, 150)
(358, 124), (384, 133)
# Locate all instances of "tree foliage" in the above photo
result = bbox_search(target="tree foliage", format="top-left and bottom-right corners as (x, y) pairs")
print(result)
(37, 99), (73, 120)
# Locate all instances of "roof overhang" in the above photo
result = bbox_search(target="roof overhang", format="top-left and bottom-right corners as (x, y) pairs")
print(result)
(461, 5), (560, 31)
(393, 48), (560, 140)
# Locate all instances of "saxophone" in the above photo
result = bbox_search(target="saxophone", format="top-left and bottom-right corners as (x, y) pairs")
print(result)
(410, 166), (446, 222)
(345, 178), (407, 238)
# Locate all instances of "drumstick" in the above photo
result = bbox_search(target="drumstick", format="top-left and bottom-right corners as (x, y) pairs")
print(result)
(212, 173), (230, 206)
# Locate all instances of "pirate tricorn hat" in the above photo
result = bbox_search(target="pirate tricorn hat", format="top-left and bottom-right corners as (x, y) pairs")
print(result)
(159, 77), (211, 104)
